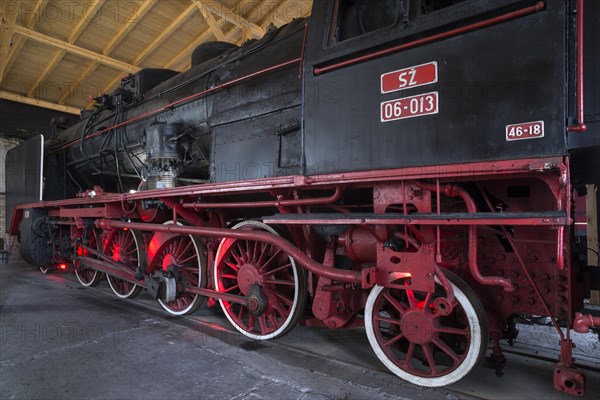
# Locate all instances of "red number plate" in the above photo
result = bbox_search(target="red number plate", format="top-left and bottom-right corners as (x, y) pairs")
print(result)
(506, 121), (544, 141)
(381, 62), (438, 94)
(381, 92), (439, 123)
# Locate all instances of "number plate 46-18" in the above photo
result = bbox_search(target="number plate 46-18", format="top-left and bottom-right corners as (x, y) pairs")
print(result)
(506, 121), (544, 141)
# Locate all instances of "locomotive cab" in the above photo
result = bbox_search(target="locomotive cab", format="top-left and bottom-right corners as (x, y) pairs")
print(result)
(303, 0), (570, 171)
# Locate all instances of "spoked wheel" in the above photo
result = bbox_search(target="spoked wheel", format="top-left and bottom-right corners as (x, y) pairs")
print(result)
(105, 229), (143, 299)
(365, 270), (487, 387)
(155, 222), (206, 315)
(75, 229), (102, 287)
(214, 220), (306, 340)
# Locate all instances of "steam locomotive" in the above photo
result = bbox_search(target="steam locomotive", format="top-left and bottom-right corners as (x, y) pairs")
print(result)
(6, 0), (599, 395)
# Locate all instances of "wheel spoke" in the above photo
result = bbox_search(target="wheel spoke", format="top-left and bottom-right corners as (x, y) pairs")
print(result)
(434, 326), (470, 337)
(237, 242), (248, 261)
(176, 240), (193, 259)
(245, 240), (252, 260)
(375, 315), (401, 326)
(384, 291), (408, 315)
(432, 337), (461, 364)
(271, 298), (289, 319)
(173, 239), (186, 258)
(231, 250), (243, 265)
(406, 289), (417, 308)
(260, 249), (283, 271)
(261, 263), (292, 277)
(178, 254), (197, 264)
(268, 314), (280, 329)
(224, 284), (240, 293)
(422, 343), (438, 374)
(225, 261), (240, 271)
(251, 240), (260, 262)
(383, 333), (404, 348)
(257, 243), (271, 266)
(422, 292), (433, 310)
(403, 342), (415, 367)
(262, 279), (294, 286)
(258, 315), (269, 334)
(272, 290), (293, 306)
(123, 232), (134, 248)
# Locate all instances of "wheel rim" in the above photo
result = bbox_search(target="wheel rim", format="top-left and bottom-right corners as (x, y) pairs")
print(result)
(75, 230), (101, 287)
(156, 229), (205, 315)
(365, 271), (487, 387)
(105, 229), (142, 299)
(214, 221), (306, 340)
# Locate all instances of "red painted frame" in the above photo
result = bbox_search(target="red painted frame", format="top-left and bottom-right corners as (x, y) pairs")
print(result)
(8, 155), (595, 395)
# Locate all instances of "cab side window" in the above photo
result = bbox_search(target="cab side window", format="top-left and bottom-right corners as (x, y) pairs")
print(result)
(328, 0), (470, 46)
(420, 0), (469, 14)
(330, 0), (408, 44)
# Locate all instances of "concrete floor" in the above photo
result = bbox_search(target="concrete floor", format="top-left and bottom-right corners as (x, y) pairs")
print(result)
(1, 259), (599, 400)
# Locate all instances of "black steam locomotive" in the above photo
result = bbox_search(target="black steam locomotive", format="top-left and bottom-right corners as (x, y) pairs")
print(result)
(7, 0), (599, 395)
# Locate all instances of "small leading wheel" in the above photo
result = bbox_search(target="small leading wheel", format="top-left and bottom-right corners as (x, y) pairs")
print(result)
(214, 220), (306, 340)
(155, 222), (206, 315)
(105, 229), (143, 299)
(365, 270), (488, 387)
(75, 229), (102, 287)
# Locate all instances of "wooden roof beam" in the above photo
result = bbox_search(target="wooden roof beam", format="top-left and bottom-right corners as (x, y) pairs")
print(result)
(196, 3), (226, 41)
(165, 0), (273, 72)
(132, 3), (198, 66)
(68, 0), (105, 43)
(268, 0), (312, 27)
(258, 0), (288, 28)
(164, 18), (237, 71)
(0, 2), (19, 81)
(100, 14), (232, 98)
(0, 0), (49, 82)
(22, 0), (49, 28)
(58, 0), (157, 105)
(174, 0), (287, 70)
(98, 0), (264, 102)
(1, 90), (80, 114)
(103, 0), (156, 56)
(194, 0), (265, 39)
(13, 25), (140, 73)
(27, 0), (106, 97)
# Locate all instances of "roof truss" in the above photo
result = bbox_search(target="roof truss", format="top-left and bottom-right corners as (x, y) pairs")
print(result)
(0, 2), (19, 80)
(0, 0), (311, 114)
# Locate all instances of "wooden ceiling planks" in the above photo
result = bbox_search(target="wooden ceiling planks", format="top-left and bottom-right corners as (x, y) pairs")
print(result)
(0, 0), (19, 81)
(58, 0), (158, 105)
(0, 0), (313, 114)
(26, 0), (107, 97)
(1, 0), (49, 82)
(132, 2), (199, 66)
